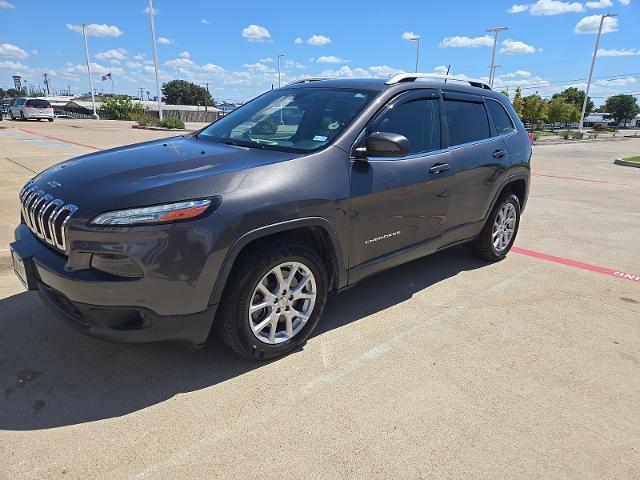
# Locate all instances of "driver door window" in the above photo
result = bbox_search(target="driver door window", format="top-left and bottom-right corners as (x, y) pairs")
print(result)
(368, 98), (441, 155)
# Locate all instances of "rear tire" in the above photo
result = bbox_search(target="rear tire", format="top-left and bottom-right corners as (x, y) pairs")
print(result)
(215, 239), (328, 360)
(48, 118), (54, 122)
(473, 193), (521, 262)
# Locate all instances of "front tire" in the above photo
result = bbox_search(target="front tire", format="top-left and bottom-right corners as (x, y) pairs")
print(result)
(216, 239), (328, 360)
(48, 118), (54, 122)
(473, 193), (521, 261)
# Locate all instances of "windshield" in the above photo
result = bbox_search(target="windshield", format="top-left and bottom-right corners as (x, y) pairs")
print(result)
(198, 87), (377, 153)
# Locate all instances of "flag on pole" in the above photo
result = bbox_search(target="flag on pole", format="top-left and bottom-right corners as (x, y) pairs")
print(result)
(101, 73), (112, 81)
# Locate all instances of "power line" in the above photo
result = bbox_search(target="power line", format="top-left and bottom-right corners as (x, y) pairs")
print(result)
(503, 71), (640, 90)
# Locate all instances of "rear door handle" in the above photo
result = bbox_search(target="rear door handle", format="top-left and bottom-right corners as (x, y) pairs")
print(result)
(492, 149), (506, 158)
(428, 163), (451, 174)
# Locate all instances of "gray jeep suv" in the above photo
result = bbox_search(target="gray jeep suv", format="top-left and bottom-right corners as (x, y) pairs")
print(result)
(10, 74), (531, 360)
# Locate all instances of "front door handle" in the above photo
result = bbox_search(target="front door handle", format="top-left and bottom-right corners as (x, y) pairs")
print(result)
(492, 149), (506, 158)
(428, 163), (451, 174)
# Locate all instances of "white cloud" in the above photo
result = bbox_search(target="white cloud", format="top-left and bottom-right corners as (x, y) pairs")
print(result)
(202, 63), (224, 74)
(506, 69), (532, 77)
(585, 0), (613, 7)
(142, 5), (159, 14)
(597, 48), (638, 56)
(201, 18), (211, 24)
(165, 58), (195, 69)
(0, 0), (15, 8)
(507, 3), (530, 13)
(294, 37), (303, 44)
(500, 39), (537, 54)
(126, 61), (143, 68)
(157, 37), (174, 45)
(433, 65), (449, 74)
(31, 49), (38, 55)
(66, 23), (123, 37)
(369, 65), (405, 77)
(574, 14), (619, 33)
(242, 24), (271, 42)
(133, 53), (146, 60)
(64, 62), (121, 76)
(0, 43), (29, 59)
(529, 0), (584, 15)
(316, 55), (349, 64)
(260, 57), (274, 63)
(595, 76), (636, 86)
(0, 60), (28, 71)
(440, 35), (493, 48)
(243, 62), (274, 73)
(618, 0), (630, 4)
(307, 34), (331, 46)
(285, 59), (306, 69)
(95, 48), (128, 60)
(179, 51), (191, 59)
(401, 31), (419, 41)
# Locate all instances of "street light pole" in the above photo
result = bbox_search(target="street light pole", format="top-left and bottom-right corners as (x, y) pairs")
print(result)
(82, 24), (99, 119)
(411, 36), (420, 73)
(148, 0), (163, 120)
(487, 26), (509, 88)
(579, 13), (616, 132)
(277, 53), (285, 88)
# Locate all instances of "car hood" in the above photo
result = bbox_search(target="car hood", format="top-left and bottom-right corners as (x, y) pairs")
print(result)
(32, 136), (300, 218)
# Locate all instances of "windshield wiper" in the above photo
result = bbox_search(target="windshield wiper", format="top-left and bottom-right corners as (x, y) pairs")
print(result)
(223, 139), (265, 149)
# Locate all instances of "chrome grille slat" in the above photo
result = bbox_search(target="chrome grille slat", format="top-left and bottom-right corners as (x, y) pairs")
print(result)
(18, 181), (77, 252)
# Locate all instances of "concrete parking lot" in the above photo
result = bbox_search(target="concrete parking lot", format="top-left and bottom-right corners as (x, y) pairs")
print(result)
(1, 118), (639, 479)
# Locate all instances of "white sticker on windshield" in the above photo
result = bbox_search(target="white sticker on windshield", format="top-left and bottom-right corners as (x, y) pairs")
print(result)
(313, 135), (328, 142)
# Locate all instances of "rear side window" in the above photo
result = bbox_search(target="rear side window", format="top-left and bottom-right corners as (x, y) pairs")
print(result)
(369, 98), (440, 155)
(486, 99), (515, 135)
(444, 99), (491, 146)
(26, 99), (51, 108)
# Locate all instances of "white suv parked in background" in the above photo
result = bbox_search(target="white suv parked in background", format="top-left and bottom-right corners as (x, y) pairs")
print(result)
(9, 98), (54, 121)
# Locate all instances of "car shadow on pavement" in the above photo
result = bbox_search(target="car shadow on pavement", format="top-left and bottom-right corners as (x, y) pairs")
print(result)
(0, 246), (486, 431)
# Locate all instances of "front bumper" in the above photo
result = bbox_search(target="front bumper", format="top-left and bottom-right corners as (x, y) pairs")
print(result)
(12, 223), (220, 346)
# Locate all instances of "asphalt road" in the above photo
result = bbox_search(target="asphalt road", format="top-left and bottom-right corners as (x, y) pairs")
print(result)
(1, 119), (639, 479)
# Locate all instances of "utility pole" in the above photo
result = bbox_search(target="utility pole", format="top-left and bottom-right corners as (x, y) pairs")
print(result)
(43, 73), (51, 96)
(204, 82), (209, 112)
(490, 65), (501, 86)
(579, 13), (616, 132)
(486, 26), (509, 88)
(139, 87), (144, 101)
(148, 0), (163, 120)
(82, 24), (99, 119)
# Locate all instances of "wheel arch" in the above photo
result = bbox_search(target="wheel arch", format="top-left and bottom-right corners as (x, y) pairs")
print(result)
(209, 217), (347, 307)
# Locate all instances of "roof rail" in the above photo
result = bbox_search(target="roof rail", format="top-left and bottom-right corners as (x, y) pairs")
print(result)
(385, 73), (491, 90)
(286, 77), (329, 86)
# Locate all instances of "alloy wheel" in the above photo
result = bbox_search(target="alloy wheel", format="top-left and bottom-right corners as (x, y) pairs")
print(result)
(492, 203), (516, 252)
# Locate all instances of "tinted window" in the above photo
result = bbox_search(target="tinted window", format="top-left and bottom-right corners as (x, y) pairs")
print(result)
(486, 99), (515, 135)
(369, 98), (440, 155)
(444, 99), (491, 146)
(200, 88), (376, 153)
(26, 99), (50, 108)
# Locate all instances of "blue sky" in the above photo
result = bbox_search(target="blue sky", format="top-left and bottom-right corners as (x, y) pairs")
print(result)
(0, 0), (638, 104)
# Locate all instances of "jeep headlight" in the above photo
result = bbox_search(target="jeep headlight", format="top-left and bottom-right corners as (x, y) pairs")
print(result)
(90, 199), (212, 225)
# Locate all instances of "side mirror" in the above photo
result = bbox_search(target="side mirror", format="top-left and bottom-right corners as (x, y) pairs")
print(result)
(354, 131), (410, 159)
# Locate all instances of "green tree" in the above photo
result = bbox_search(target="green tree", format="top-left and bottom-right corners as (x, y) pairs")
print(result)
(500, 89), (510, 100)
(100, 95), (144, 120)
(552, 87), (593, 117)
(522, 93), (547, 126)
(161, 80), (213, 106)
(5, 88), (22, 98)
(603, 94), (640, 126)
(546, 97), (580, 124)
(512, 87), (524, 118)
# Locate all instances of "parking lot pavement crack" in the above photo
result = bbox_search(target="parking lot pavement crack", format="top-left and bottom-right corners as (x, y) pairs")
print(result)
(4, 157), (38, 174)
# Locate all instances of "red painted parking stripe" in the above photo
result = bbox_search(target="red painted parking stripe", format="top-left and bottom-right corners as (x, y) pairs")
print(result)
(532, 173), (634, 187)
(512, 246), (640, 282)
(17, 128), (103, 151)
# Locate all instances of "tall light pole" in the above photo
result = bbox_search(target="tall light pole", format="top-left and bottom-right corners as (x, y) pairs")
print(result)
(489, 65), (501, 86)
(277, 53), (285, 88)
(487, 26), (509, 88)
(579, 13), (616, 132)
(409, 36), (420, 73)
(148, 0), (163, 120)
(82, 24), (99, 119)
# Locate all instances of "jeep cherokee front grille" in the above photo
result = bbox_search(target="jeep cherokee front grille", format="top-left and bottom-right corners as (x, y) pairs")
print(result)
(19, 181), (77, 252)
